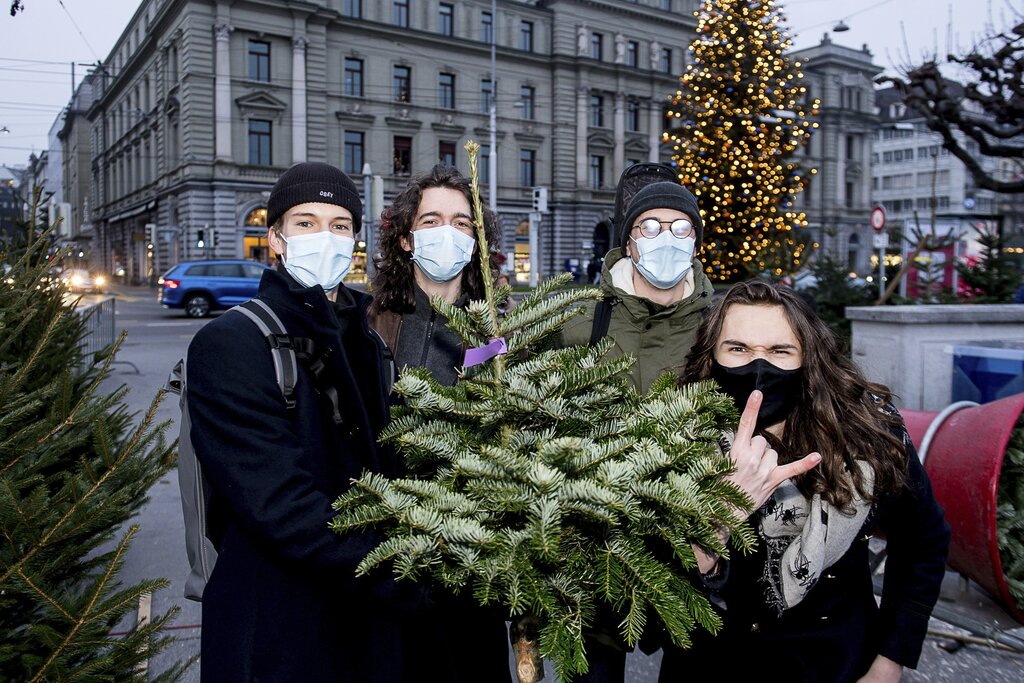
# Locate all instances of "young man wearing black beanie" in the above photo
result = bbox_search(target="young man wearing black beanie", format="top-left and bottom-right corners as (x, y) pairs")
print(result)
(185, 161), (420, 681)
(546, 166), (715, 682)
(557, 167), (714, 394)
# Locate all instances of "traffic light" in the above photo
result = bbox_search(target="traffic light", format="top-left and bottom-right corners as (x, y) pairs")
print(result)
(209, 226), (218, 248)
(196, 228), (205, 249)
(531, 186), (548, 213)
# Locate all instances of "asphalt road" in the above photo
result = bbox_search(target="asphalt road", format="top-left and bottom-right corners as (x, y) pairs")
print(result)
(86, 285), (1024, 682)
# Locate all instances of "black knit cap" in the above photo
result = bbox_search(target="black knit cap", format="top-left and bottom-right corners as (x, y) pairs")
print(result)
(618, 181), (703, 250)
(266, 162), (363, 233)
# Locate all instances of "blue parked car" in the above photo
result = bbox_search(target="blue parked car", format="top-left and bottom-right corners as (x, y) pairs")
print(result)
(158, 259), (270, 317)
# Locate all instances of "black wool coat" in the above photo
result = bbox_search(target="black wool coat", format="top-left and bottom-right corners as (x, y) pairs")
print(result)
(659, 428), (951, 683)
(187, 269), (422, 682)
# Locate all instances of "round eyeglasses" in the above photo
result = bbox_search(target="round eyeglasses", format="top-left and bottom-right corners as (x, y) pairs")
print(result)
(632, 217), (694, 239)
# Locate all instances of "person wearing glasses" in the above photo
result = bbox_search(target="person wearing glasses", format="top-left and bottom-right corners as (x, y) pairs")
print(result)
(557, 176), (713, 393)
(556, 176), (715, 682)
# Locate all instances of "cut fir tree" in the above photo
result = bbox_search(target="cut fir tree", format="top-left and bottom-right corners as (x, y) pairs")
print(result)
(0, 217), (183, 681)
(667, 0), (819, 282)
(331, 142), (756, 680)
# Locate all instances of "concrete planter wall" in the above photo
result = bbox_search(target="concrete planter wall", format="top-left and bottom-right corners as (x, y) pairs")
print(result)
(846, 304), (1024, 410)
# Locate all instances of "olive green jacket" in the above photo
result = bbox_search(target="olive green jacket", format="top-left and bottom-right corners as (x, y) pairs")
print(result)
(556, 248), (714, 393)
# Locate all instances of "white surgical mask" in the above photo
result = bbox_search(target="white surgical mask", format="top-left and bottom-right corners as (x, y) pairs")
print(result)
(281, 231), (354, 291)
(631, 231), (695, 289)
(410, 225), (476, 283)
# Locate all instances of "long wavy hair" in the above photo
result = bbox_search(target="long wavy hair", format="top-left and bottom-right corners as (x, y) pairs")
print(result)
(370, 164), (501, 314)
(680, 280), (907, 509)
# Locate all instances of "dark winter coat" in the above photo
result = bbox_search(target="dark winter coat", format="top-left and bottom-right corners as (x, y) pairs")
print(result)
(368, 285), (467, 386)
(557, 248), (714, 393)
(659, 425), (950, 683)
(186, 268), (420, 682)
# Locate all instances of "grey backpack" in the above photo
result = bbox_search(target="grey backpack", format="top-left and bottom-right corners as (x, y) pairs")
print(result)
(168, 298), (297, 601)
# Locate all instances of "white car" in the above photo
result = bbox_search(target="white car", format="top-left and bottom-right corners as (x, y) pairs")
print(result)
(61, 268), (107, 293)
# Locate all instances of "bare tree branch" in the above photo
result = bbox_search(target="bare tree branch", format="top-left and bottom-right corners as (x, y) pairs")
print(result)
(879, 21), (1024, 194)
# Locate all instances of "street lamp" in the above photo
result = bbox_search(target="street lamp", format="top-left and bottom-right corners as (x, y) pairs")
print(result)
(362, 161), (374, 278)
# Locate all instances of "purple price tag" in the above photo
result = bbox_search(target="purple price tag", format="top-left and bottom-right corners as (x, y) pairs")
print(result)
(464, 337), (508, 368)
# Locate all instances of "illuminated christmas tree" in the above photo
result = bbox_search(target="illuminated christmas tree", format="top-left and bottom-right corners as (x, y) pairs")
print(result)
(668, 0), (819, 282)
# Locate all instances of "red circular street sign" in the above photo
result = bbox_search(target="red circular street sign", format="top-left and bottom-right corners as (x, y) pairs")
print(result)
(870, 206), (886, 233)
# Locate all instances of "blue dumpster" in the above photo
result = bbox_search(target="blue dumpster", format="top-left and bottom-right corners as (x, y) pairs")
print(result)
(952, 342), (1024, 404)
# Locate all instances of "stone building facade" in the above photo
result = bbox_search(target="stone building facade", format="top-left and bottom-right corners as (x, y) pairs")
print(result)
(57, 74), (96, 247)
(85, 0), (700, 285)
(792, 35), (882, 277)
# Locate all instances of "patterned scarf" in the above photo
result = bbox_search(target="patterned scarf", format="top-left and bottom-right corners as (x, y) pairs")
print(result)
(758, 460), (875, 615)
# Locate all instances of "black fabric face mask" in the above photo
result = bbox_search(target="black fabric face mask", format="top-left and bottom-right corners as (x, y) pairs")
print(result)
(710, 358), (804, 431)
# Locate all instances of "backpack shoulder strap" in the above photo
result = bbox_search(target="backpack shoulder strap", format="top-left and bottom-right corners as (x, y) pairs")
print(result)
(589, 296), (616, 346)
(232, 299), (298, 409)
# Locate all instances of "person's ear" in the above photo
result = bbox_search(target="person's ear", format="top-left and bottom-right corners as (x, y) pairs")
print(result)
(268, 228), (285, 257)
(400, 232), (412, 253)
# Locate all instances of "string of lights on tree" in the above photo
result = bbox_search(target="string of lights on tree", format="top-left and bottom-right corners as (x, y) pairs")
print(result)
(667, 0), (820, 282)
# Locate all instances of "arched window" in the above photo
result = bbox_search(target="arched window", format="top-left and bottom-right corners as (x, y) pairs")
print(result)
(245, 207), (267, 227)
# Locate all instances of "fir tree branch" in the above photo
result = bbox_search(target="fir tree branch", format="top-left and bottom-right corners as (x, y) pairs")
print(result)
(29, 526), (138, 682)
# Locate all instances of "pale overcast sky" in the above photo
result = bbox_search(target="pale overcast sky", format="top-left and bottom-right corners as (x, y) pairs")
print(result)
(0, 0), (1019, 168)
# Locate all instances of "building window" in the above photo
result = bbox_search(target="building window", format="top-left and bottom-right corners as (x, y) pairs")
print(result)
(438, 72), (455, 109)
(439, 3), (454, 36)
(589, 155), (604, 190)
(627, 40), (639, 68)
(660, 47), (672, 73)
(344, 131), (364, 175)
(344, 58), (363, 97)
(843, 135), (860, 160)
(845, 181), (855, 208)
(393, 0), (409, 28)
(626, 100), (640, 132)
(393, 136), (412, 175)
(847, 233), (860, 271)
(481, 11), (493, 44)
(519, 148), (536, 187)
(393, 65), (412, 102)
(439, 140), (456, 167)
(248, 40), (270, 82)
(591, 32), (603, 61)
(520, 21), (534, 52)
(343, 0), (362, 18)
(248, 119), (272, 165)
(661, 0), (671, 10)
(520, 85), (535, 120)
(591, 94), (604, 128)
(480, 145), (491, 183)
(166, 43), (179, 84)
(481, 79), (494, 114)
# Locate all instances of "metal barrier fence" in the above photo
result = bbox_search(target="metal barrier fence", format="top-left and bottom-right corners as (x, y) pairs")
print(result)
(76, 296), (116, 366)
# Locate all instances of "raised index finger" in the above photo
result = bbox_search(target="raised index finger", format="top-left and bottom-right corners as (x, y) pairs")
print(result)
(735, 389), (763, 445)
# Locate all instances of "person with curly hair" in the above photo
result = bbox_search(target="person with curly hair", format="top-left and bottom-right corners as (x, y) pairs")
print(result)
(367, 163), (511, 681)
(368, 164), (502, 386)
(660, 280), (950, 683)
